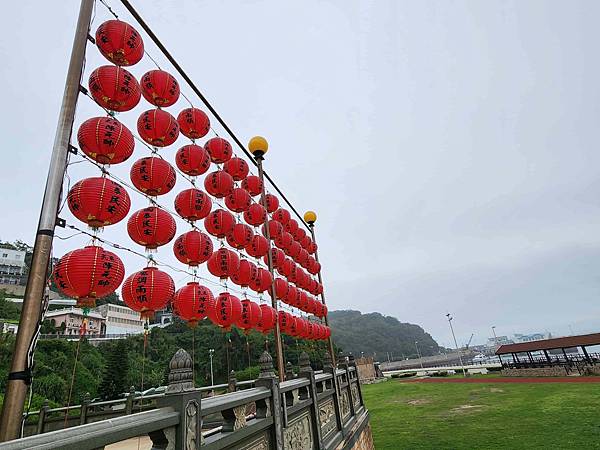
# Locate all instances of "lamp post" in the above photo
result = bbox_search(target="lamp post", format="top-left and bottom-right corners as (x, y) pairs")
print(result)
(492, 326), (498, 347)
(304, 210), (337, 368)
(248, 136), (285, 382)
(209, 348), (215, 387)
(446, 313), (466, 377)
(415, 341), (424, 369)
(0, 0), (94, 442)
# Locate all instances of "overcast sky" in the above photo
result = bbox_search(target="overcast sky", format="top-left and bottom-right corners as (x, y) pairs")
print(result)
(2, 0), (600, 348)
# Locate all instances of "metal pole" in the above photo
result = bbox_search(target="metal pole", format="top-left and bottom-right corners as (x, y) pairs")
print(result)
(209, 348), (214, 386)
(446, 314), (467, 377)
(255, 155), (285, 382)
(492, 326), (498, 347)
(415, 341), (423, 369)
(308, 223), (337, 368)
(0, 0), (93, 441)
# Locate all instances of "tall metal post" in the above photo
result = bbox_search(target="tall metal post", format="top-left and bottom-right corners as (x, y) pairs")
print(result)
(415, 341), (424, 369)
(446, 313), (466, 377)
(306, 219), (337, 368)
(0, 0), (93, 441)
(249, 138), (285, 382)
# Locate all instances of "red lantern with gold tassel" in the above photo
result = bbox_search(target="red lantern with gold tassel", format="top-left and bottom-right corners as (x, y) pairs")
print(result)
(245, 234), (269, 258)
(256, 304), (277, 334)
(272, 277), (289, 300)
(230, 259), (258, 287)
(262, 219), (283, 240)
(243, 203), (267, 227)
(67, 177), (131, 228)
(205, 137), (233, 164)
(140, 70), (180, 107)
(226, 223), (253, 250)
(223, 157), (249, 181)
(127, 207), (176, 250)
(175, 144), (211, 176)
(207, 248), (240, 280)
(77, 117), (134, 165)
(278, 311), (294, 335)
(53, 246), (125, 308)
(235, 299), (262, 333)
(174, 188), (212, 221)
(122, 267), (175, 319)
(272, 208), (291, 225)
(95, 20), (144, 66)
(137, 109), (180, 147)
(264, 194), (279, 213)
(89, 66), (141, 112)
(209, 292), (242, 330)
(204, 170), (234, 198)
(173, 230), (213, 266)
(177, 108), (210, 139)
(249, 268), (272, 293)
(225, 188), (252, 213)
(241, 175), (263, 197)
(263, 247), (286, 271)
(130, 157), (176, 196)
(172, 282), (215, 327)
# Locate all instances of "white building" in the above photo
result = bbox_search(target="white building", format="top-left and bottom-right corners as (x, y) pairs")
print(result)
(0, 248), (26, 285)
(45, 308), (105, 336)
(95, 303), (145, 335)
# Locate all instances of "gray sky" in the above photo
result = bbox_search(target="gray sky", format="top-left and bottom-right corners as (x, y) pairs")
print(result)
(2, 0), (600, 347)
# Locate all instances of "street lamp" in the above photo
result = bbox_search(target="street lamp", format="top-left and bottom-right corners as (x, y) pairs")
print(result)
(446, 313), (466, 377)
(208, 348), (215, 387)
(492, 326), (498, 347)
(414, 341), (424, 369)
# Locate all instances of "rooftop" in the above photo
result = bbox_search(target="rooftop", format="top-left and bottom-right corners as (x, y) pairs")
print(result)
(496, 332), (600, 355)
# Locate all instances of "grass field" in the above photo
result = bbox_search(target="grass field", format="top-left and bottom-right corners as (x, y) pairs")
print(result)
(362, 378), (600, 449)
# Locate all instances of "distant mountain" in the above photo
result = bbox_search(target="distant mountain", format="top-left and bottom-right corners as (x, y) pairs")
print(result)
(328, 310), (440, 359)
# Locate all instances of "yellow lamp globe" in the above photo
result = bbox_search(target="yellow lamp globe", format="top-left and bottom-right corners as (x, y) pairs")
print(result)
(248, 136), (269, 157)
(304, 210), (317, 224)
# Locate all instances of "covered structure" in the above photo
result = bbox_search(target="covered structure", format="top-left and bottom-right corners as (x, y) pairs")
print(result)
(495, 332), (600, 368)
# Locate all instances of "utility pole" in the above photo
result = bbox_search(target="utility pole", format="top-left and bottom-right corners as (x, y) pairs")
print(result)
(0, 0), (94, 442)
(446, 313), (467, 377)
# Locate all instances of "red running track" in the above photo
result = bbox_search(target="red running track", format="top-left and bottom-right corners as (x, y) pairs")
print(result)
(404, 377), (600, 383)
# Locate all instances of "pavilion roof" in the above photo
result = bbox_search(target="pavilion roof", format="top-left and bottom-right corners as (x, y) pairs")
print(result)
(495, 332), (600, 355)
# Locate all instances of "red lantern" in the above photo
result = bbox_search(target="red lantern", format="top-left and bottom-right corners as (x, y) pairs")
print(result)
(285, 285), (299, 307)
(243, 203), (267, 227)
(263, 247), (286, 270)
(264, 194), (279, 213)
(308, 259), (321, 275)
(241, 175), (263, 196)
(230, 259), (258, 287)
(278, 311), (294, 335)
(272, 277), (289, 300)
(204, 209), (236, 238)
(95, 20), (144, 66)
(262, 220), (283, 240)
(140, 70), (180, 107)
(300, 235), (312, 251)
(249, 268), (272, 293)
(204, 137), (233, 164)
(174, 189), (212, 221)
(285, 219), (299, 237)
(297, 248), (309, 268)
(177, 108), (210, 139)
(287, 261), (298, 284)
(272, 208), (291, 225)
(236, 299), (262, 333)
(223, 157), (249, 181)
(175, 144), (211, 176)
(77, 117), (134, 165)
(245, 234), (269, 258)
(207, 248), (240, 279)
(131, 157), (176, 196)
(274, 231), (293, 251)
(295, 317), (308, 339)
(127, 207), (176, 250)
(122, 267), (175, 319)
(67, 177), (130, 228)
(137, 109), (180, 147)
(286, 241), (302, 260)
(225, 188), (252, 213)
(226, 223), (253, 249)
(278, 257), (294, 278)
(89, 66), (141, 112)
(204, 170), (234, 198)
(53, 246), (125, 308)
(288, 315), (299, 337)
(209, 292), (242, 329)
(173, 282), (215, 326)
(256, 304), (277, 334)
(295, 228), (307, 244)
(173, 230), (213, 266)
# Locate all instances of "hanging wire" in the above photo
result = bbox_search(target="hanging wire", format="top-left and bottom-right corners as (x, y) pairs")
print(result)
(63, 336), (83, 428)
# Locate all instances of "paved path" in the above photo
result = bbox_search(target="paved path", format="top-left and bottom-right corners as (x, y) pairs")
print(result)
(405, 376), (600, 383)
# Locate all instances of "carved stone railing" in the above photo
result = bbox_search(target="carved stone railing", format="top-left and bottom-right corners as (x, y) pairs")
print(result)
(0, 349), (373, 449)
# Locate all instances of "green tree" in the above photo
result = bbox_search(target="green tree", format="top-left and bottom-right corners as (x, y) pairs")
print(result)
(0, 290), (20, 321)
(99, 340), (129, 399)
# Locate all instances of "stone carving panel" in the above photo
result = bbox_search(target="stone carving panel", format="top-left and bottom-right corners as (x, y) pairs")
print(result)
(351, 382), (361, 408)
(283, 411), (313, 450)
(185, 400), (200, 450)
(340, 389), (351, 422)
(236, 430), (271, 450)
(233, 405), (248, 430)
(318, 397), (337, 438)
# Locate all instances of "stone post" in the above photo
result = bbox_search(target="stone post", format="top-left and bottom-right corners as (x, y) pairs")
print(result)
(80, 392), (90, 425)
(125, 386), (135, 415)
(228, 370), (237, 393)
(254, 351), (283, 449)
(36, 400), (49, 434)
(325, 352), (343, 434)
(154, 348), (201, 449)
(285, 361), (294, 380)
(298, 352), (324, 449)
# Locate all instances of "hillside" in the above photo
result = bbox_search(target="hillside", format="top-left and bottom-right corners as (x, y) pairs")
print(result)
(328, 310), (440, 359)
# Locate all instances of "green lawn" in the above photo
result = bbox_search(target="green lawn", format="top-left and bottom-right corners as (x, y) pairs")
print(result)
(362, 378), (600, 449)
